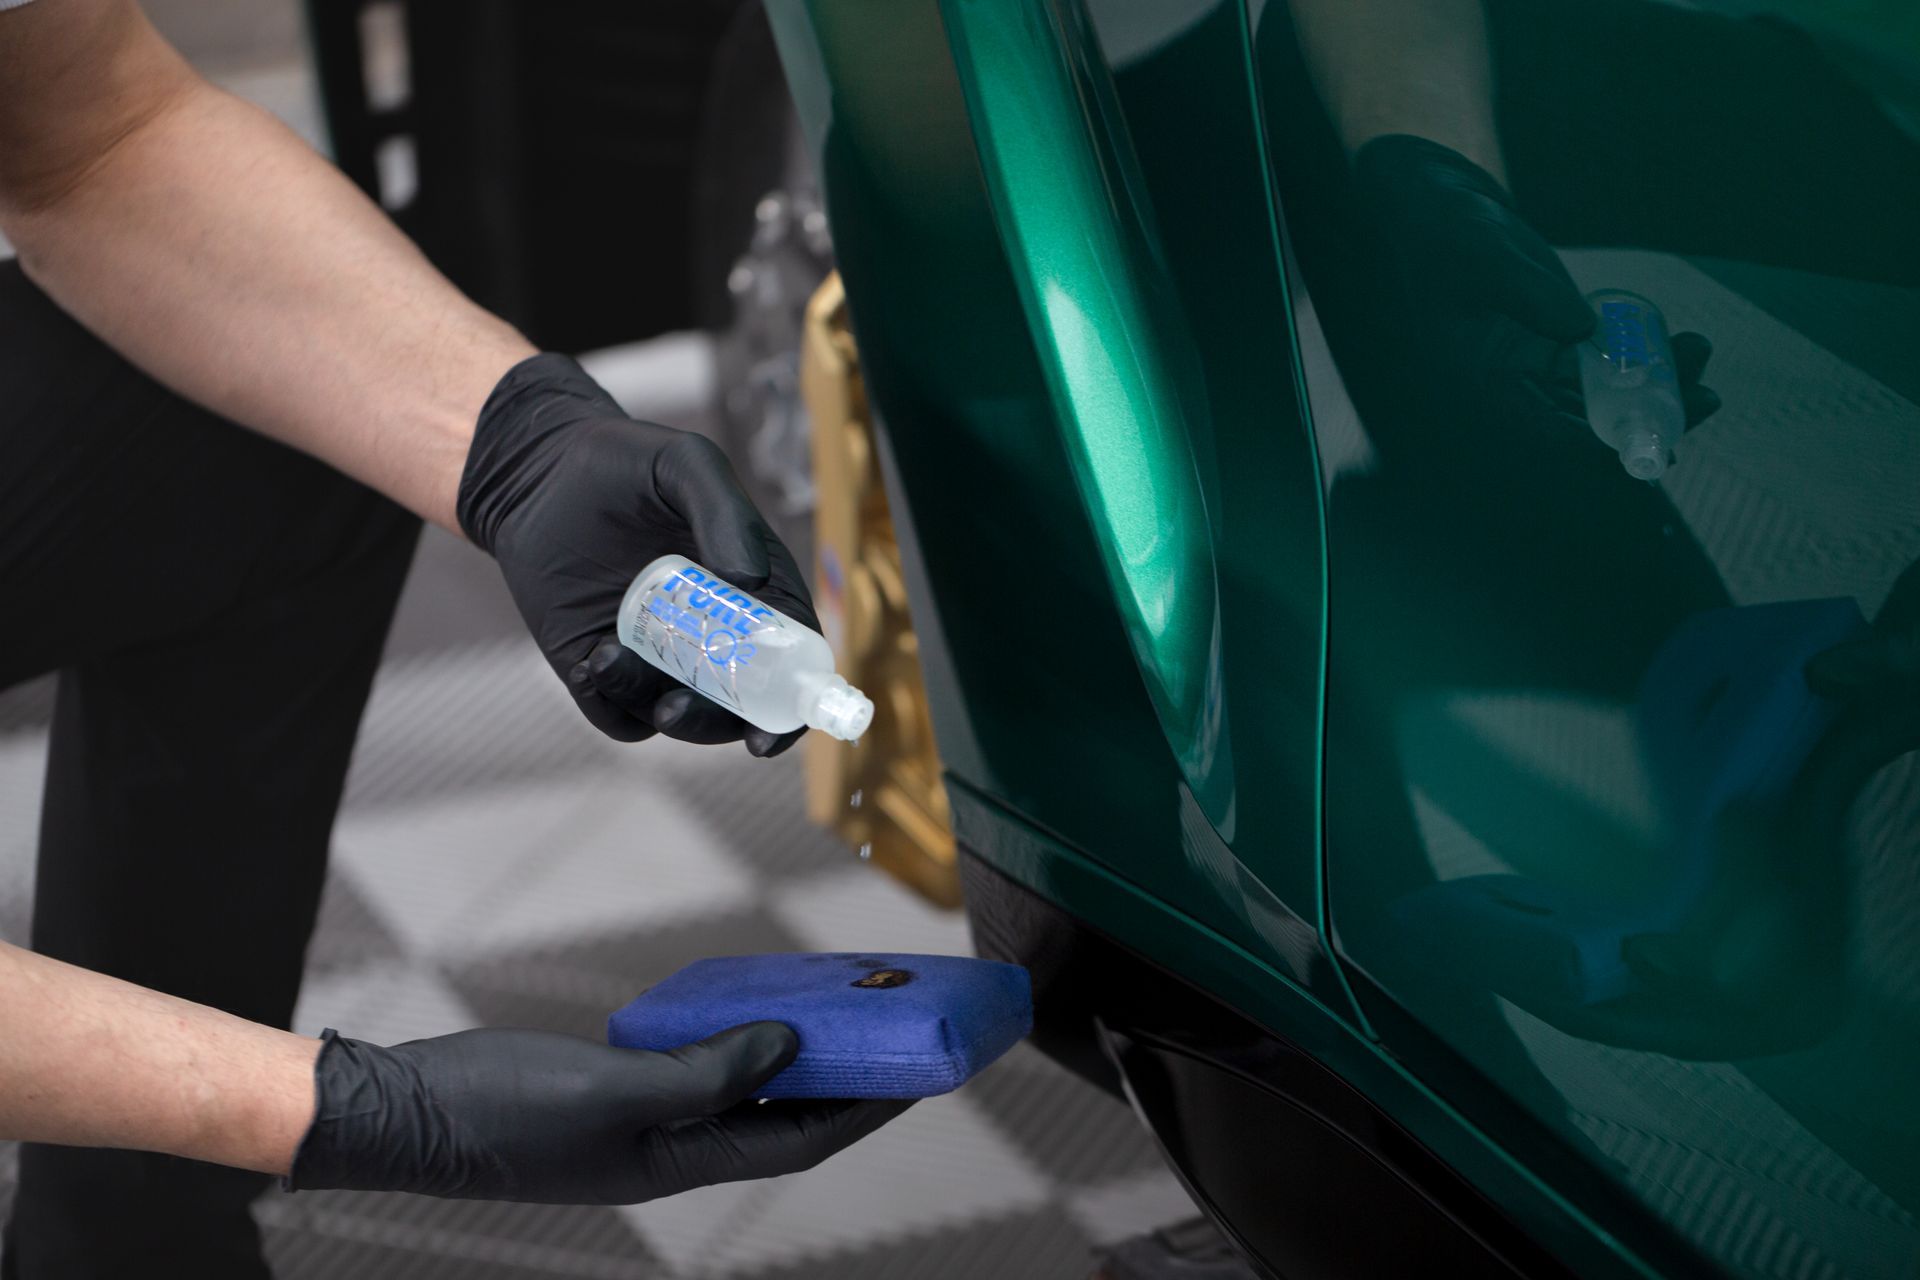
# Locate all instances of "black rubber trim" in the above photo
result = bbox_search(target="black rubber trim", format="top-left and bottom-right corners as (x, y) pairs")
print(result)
(1099, 1018), (1571, 1280)
(960, 851), (1577, 1279)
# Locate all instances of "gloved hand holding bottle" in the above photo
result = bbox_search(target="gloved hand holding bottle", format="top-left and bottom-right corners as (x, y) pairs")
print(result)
(458, 354), (820, 756)
(1353, 134), (1722, 442)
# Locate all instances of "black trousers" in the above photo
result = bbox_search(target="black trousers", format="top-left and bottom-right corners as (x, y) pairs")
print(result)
(0, 260), (420, 1278)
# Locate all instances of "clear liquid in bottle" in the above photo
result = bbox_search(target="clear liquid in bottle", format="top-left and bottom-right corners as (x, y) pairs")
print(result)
(617, 555), (874, 741)
(1578, 289), (1685, 482)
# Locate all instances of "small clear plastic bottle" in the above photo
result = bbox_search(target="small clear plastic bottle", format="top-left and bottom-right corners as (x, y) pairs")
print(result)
(617, 555), (874, 741)
(1578, 289), (1685, 482)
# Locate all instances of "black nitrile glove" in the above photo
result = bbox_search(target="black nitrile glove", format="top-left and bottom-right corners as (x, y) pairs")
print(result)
(458, 354), (815, 755)
(287, 1023), (909, 1203)
(1354, 134), (1720, 438)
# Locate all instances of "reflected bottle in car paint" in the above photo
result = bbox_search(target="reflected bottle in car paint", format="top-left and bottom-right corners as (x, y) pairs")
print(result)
(1578, 289), (1686, 482)
(617, 554), (874, 741)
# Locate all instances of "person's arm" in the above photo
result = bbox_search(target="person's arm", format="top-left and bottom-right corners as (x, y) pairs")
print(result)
(0, 936), (906, 1199)
(0, 938), (318, 1173)
(1285, 0), (1721, 445)
(0, 0), (815, 752)
(1288, 0), (1506, 179)
(0, 0), (531, 532)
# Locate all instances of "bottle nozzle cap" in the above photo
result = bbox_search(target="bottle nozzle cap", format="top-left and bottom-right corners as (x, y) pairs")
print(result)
(807, 678), (874, 742)
(1618, 428), (1667, 481)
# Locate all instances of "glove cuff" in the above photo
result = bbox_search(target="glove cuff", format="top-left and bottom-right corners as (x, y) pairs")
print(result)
(284, 1028), (424, 1195)
(457, 352), (626, 552)
(1352, 133), (1515, 210)
(283, 1028), (351, 1192)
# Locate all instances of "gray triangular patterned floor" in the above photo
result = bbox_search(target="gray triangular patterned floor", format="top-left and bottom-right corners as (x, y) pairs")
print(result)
(0, 530), (1192, 1279)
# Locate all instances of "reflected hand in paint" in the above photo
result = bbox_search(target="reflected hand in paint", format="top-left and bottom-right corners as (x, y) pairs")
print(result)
(1621, 570), (1920, 1047)
(1352, 135), (1720, 447)
(1394, 597), (1883, 1058)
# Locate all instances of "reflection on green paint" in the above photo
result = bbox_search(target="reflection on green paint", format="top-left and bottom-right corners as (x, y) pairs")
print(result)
(940, 0), (1233, 815)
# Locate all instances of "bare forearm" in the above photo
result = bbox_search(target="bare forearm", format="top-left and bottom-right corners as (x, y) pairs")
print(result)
(0, 940), (319, 1174)
(0, 9), (533, 532)
(1291, 0), (1505, 180)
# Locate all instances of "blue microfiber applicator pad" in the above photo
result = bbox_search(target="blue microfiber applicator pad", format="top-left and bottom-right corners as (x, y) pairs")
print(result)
(606, 953), (1034, 1099)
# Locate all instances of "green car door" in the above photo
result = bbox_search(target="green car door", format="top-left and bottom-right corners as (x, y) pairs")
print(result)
(766, 0), (1343, 1013)
(1255, 0), (1920, 1273)
(771, 0), (1920, 1272)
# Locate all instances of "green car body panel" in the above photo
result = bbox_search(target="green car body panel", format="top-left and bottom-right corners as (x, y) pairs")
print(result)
(767, 0), (1920, 1274)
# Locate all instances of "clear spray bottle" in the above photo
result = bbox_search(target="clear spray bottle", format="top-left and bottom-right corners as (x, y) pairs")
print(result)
(617, 555), (874, 742)
(1578, 289), (1685, 482)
